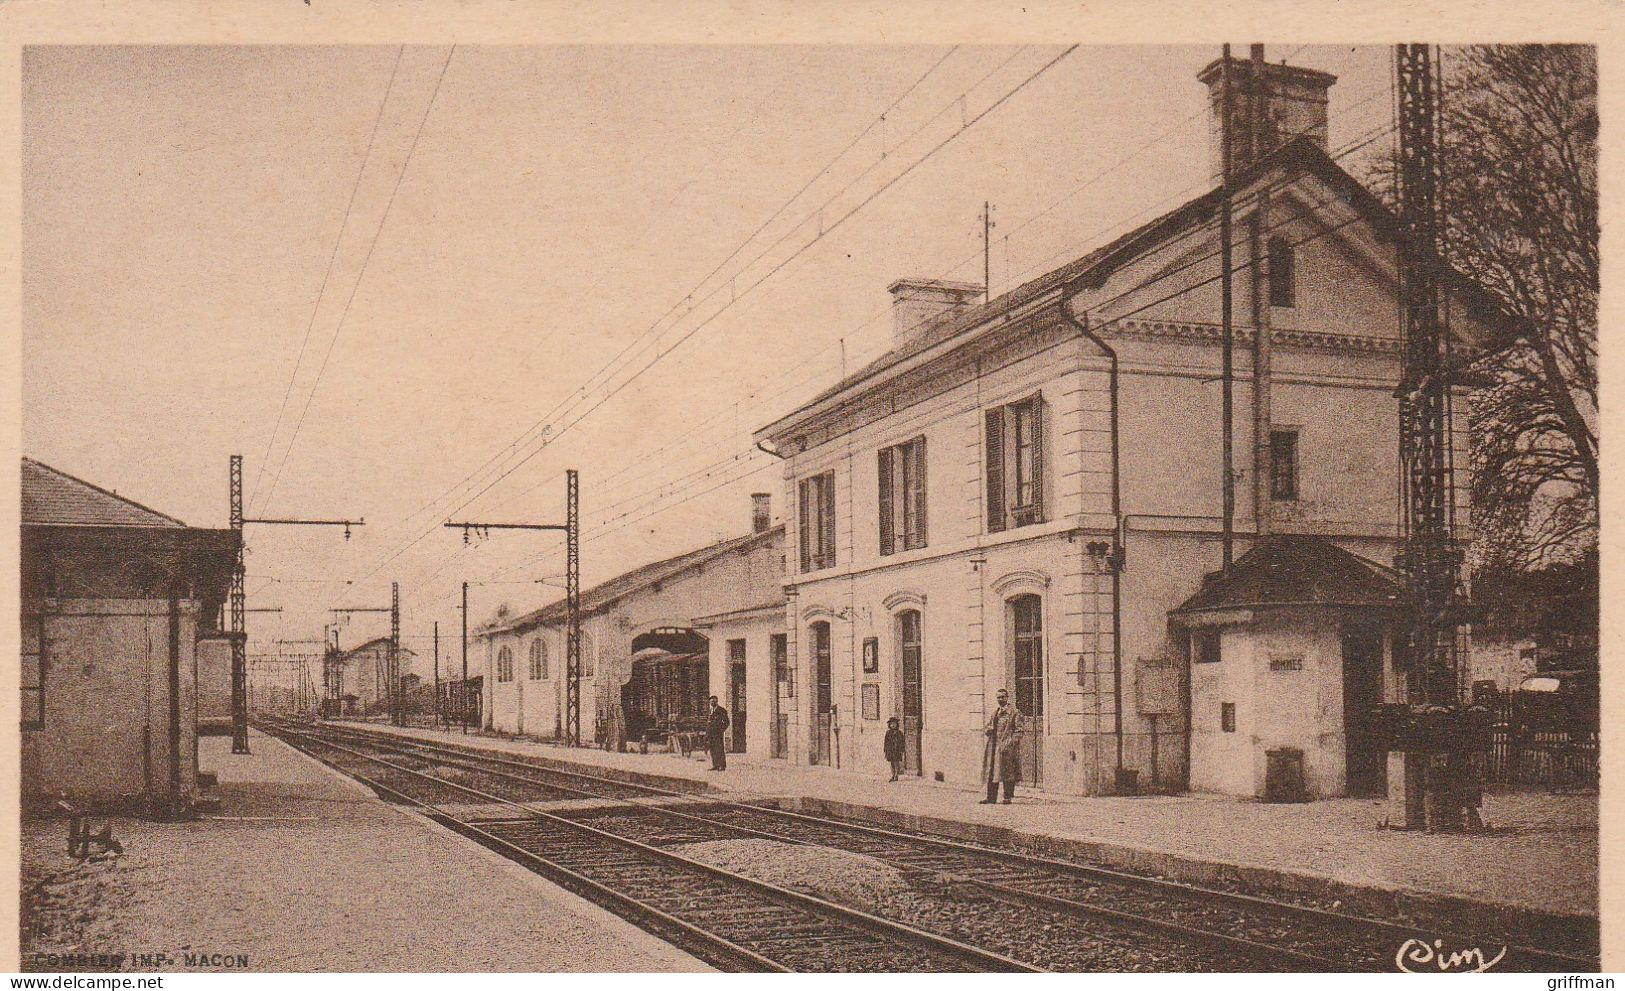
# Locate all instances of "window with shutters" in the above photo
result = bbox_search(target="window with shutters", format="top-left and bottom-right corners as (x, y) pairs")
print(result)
(1270, 428), (1299, 501)
(985, 394), (1047, 533)
(878, 436), (927, 555)
(21, 613), (44, 731)
(798, 471), (837, 572)
(1268, 236), (1295, 308)
(529, 638), (548, 680)
(497, 646), (514, 683)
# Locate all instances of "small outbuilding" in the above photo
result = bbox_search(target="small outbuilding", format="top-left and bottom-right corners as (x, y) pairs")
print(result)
(21, 458), (237, 818)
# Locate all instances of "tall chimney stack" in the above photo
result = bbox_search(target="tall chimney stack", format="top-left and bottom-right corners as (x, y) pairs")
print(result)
(1197, 50), (1336, 181)
(751, 493), (771, 534)
(887, 279), (984, 346)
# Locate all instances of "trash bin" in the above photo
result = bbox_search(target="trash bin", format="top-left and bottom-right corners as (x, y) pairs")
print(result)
(1264, 747), (1307, 803)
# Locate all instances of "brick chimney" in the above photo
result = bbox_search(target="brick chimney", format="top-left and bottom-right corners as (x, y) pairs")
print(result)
(888, 278), (984, 346)
(1197, 48), (1336, 181)
(751, 493), (771, 534)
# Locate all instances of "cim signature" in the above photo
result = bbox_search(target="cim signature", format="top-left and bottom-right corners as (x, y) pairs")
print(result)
(1396, 937), (1508, 973)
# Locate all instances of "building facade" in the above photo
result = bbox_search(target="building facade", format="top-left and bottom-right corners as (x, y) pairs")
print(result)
(754, 57), (1509, 799)
(20, 458), (236, 817)
(476, 499), (785, 751)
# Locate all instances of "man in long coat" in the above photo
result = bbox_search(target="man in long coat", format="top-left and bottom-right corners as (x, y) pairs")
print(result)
(981, 688), (1023, 804)
(706, 695), (731, 771)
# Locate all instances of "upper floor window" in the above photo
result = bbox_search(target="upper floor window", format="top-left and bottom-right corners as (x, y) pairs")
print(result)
(1270, 428), (1299, 501)
(986, 395), (1046, 533)
(879, 436), (927, 555)
(1268, 236), (1295, 308)
(798, 471), (837, 572)
(529, 638), (548, 680)
(496, 646), (514, 683)
(1192, 630), (1221, 664)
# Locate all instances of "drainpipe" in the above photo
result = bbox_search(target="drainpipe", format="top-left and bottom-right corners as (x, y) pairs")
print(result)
(1058, 285), (1126, 784)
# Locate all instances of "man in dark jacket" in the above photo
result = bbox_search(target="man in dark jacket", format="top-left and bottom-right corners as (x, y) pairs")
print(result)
(706, 696), (730, 771)
(883, 717), (906, 781)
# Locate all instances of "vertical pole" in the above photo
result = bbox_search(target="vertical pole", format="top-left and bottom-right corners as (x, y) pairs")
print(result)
(167, 586), (183, 817)
(1250, 45), (1274, 539)
(389, 582), (401, 726)
(1219, 46), (1236, 575)
(461, 581), (469, 733)
(229, 454), (250, 754)
(566, 469), (582, 746)
(434, 621), (441, 729)
(983, 201), (992, 301)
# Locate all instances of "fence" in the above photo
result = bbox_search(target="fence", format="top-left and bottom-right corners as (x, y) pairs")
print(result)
(1484, 692), (1598, 791)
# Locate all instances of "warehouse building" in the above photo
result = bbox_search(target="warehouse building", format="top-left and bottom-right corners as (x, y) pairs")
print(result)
(752, 55), (1513, 799)
(20, 457), (237, 817)
(477, 496), (784, 751)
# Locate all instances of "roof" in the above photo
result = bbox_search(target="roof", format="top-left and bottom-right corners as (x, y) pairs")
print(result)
(482, 524), (784, 637)
(758, 137), (1522, 442)
(339, 636), (417, 658)
(22, 457), (188, 528)
(1170, 536), (1404, 616)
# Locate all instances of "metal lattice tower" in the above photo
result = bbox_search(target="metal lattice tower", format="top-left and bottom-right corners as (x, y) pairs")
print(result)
(1394, 44), (1463, 707)
(229, 454), (249, 753)
(389, 582), (401, 725)
(565, 468), (581, 745)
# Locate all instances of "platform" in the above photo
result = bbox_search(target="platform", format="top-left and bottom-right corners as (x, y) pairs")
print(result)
(338, 720), (1599, 934)
(18, 729), (709, 973)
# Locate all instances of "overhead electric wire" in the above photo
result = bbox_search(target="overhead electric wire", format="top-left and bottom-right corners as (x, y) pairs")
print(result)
(250, 47), (405, 513)
(354, 46), (1078, 584)
(256, 45), (457, 514)
(361, 47), (968, 552)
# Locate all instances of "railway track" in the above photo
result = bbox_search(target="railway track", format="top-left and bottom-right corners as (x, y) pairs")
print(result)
(264, 719), (1601, 973)
(263, 720), (1036, 972)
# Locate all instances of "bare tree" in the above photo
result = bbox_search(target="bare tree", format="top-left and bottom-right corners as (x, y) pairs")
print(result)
(1440, 46), (1598, 573)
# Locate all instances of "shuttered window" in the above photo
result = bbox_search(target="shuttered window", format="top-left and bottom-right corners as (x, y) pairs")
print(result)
(798, 471), (837, 572)
(878, 436), (927, 555)
(529, 638), (548, 680)
(497, 646), (514, 683)
(20, 613), (44, 731)
(1268, 236), (1295, 308)
(985, 394), (1047, 533)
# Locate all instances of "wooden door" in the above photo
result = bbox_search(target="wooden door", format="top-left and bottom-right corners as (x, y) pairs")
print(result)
(898, 610), (924, 775)
(812, 622), (832, 765)
(1342, 629), (1386, 796)
(1011, 595), (1043, 785)
(729, 641), (747, 753)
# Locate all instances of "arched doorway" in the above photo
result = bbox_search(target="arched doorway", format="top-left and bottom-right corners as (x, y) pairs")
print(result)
(622, 627), (709, 745)
(896, 609), (924, 775)
(1008, 593), (1043, 785)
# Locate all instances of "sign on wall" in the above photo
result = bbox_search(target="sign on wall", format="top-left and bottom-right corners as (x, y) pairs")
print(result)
(862, 683), (880, 720)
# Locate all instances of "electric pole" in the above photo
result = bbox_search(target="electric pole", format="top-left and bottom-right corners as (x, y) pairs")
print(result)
(433, 620), (441, 729)
(445, 468), (581, 744)
(1393, 43), (1473, 832)
(1218, 45), (1236, 576)
(229, 453), (362, 752)
(461, 581), (469, 733)
(981, 201), (996, 301)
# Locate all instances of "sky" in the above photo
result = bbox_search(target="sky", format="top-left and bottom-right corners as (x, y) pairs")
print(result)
(22, 44), (1395, 676)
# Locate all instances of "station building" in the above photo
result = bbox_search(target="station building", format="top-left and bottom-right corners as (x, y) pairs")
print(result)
(20, 457), (237, 817)
(476, 496), (785, 752)
(752, 56), (1513, 799)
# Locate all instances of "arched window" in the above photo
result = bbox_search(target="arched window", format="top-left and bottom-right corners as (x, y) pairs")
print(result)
(1008, 594), (1043, 718)
(1268, 235), (1295, 308)
(496, 646), (514, 683)
(529, 638), (548, 680)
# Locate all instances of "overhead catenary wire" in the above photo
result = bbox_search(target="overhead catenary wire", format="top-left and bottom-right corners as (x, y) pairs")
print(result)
(255, 45), (457, 515)
(353, 46), (1080, 585)
(356, 47), (973, 553)
(250, 47), (405, 513)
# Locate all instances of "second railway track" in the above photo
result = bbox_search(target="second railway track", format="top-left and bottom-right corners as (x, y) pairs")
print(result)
(262, 719), (1600, 973)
